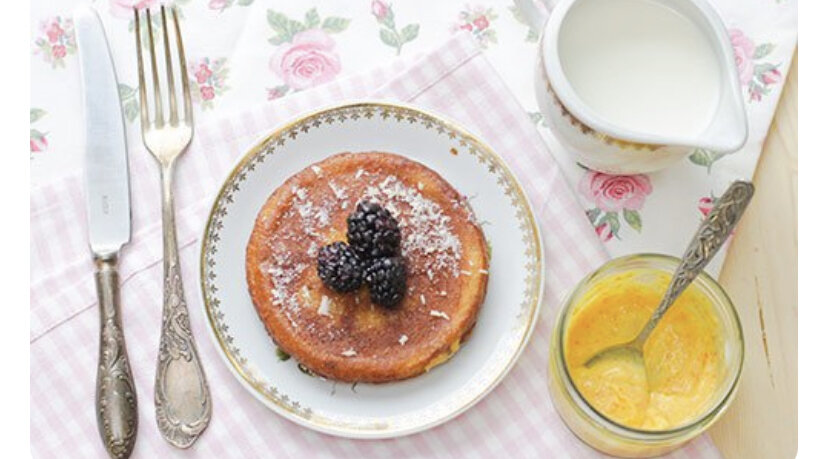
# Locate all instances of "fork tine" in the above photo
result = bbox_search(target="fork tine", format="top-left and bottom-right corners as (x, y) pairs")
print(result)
(159, 6), (178, 126)
(171, 7), (192, 125)
(145, 9), (164, 126)
(133, 9), (149, 129)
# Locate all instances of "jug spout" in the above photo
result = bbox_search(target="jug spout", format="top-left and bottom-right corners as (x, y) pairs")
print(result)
(695, 83), (748, 153)
(691, 0), (749, 153)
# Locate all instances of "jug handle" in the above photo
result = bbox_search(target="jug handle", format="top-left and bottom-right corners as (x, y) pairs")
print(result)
(513, 0), (555, 35)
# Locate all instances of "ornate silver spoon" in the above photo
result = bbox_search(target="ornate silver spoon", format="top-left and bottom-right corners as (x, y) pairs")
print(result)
(584, 181), (754, 370)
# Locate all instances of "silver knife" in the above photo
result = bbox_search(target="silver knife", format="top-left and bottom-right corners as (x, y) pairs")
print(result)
(75, 7), (138, 459)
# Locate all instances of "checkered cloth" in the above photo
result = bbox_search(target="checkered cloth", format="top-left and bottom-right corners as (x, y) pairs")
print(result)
(30, 33), (721, 458)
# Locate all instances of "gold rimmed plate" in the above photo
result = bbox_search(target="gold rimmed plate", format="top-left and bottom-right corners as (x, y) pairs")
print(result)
(199, 102), (543, 438)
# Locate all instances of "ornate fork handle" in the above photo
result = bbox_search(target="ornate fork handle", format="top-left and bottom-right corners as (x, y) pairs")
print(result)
(95, 254), (138, 459)
(635, 181), (754, 345)
(154, 163), (211, 448)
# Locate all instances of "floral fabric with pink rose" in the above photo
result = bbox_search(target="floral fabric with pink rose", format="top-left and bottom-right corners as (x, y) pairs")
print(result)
(266, 8), (349, 99)
(580, 171), (652, 241)
(30, 0), (796, 276)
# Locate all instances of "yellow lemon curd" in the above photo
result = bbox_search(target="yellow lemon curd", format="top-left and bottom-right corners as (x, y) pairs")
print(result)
(564, 270), (724, 430)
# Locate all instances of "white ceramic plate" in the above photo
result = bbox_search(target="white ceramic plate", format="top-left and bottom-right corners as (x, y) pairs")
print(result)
(200, 102), (543, 438)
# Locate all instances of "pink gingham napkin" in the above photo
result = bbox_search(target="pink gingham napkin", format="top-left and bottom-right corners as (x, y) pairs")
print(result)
(30, 33), (720, 458)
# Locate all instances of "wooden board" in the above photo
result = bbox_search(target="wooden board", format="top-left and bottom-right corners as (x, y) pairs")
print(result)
(710, 51), (798, 458)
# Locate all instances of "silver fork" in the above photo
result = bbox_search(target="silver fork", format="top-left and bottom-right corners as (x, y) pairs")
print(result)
(133, 6), (211, 448)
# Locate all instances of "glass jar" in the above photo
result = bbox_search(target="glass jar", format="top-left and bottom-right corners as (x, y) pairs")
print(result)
(547, 254), (744, 457)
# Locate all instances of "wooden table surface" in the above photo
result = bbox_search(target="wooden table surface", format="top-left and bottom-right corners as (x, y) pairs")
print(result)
(710, 51), (798, 458)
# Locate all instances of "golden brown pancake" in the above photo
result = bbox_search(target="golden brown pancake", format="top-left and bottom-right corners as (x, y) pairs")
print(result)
(245, 152), (489, 382)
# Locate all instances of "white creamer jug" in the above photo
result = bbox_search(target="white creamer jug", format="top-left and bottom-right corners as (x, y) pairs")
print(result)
(515, 0), (748, 174)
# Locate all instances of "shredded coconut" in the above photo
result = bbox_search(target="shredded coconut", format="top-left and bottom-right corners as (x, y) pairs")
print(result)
(341, 348), (357, 357)
(429, 310), (450, 320)
(264, 249), (307, 329)
(311, 165), (323, 176)
(398, 335), (409, 345)
(328, 182), (346, 200)
(420, 294), (426, 305)
(363, 175), (462, 276)
(317, 295), (332, 317)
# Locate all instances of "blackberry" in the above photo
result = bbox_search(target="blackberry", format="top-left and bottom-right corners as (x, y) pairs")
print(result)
(316, 242), (364, 292)
(364, 256), (407, 308)
(347, 200), (401, 259)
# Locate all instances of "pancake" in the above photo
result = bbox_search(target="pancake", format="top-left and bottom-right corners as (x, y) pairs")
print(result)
(245, 152), (489, 383)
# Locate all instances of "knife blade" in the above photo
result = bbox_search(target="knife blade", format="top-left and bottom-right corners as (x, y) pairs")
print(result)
(77, 6), (131, 256)
(75, 6), (138, 459)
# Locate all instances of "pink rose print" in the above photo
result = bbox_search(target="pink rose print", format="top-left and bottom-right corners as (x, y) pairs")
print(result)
(595, 223), (613, 242)
(580, 171), (652, 213)
(265, 8), (350, 97)
(109, 0), (159, 19)
(581, 170), (651, 241)
(728, 28), (781, 103)
(270, 29), (342, 90)
(33, 17), (76, 68)
(372, 1), (420, 55)
(209, 0), (230, 11)
(189, 57), (229, 110)
(209, 0), (253, 13)
(52, 45), (67, 59)
(698, 196), (714, 217)
(195, 64), (212, 84)
(46, 22), (64, 43)
(30, 109), (48, 156)
(200, 86), (215, 100)
(729, 29), (755, 85)
(453, 6), (498, 48)
(371, 0), (389, 21)
(267, 86), (289, 101)
(761, 68), (782, 85)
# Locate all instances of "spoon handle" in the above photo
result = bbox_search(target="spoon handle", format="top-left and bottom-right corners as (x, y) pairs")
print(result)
(635, 180), (754, 346)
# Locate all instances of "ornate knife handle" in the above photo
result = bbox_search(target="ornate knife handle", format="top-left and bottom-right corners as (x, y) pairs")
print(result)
(95, 254), (138, 459)
(636, 181), (754, 345)
(154, 164), (211, 448)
